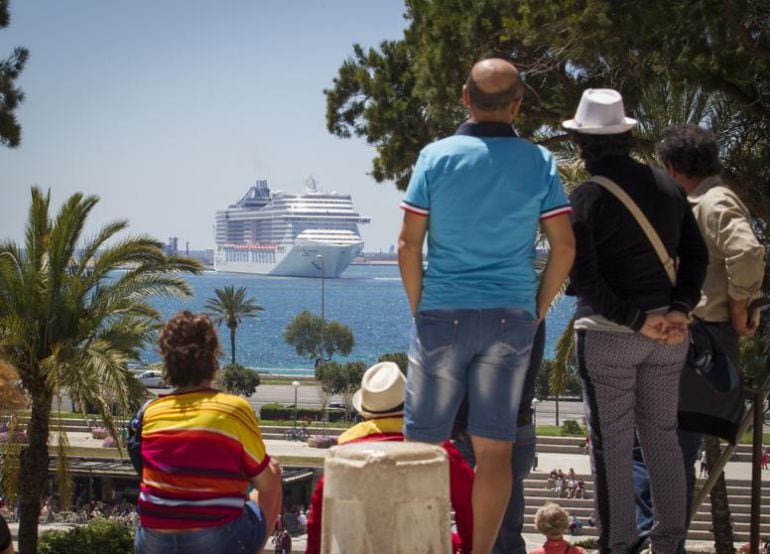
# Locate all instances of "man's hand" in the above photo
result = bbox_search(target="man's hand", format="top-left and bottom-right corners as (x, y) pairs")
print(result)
(729, 298), (758, 337)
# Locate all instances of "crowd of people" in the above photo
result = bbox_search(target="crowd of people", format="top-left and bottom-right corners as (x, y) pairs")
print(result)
(395, 56), (764, 554)
(545, 469), (586, 500)
(0, 55), (750, 554)
(118, 57), (765, 554)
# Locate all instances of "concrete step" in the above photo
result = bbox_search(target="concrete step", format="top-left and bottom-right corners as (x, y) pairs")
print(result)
(524, 512), (770, 535)
(521, 524), (751, 543)
(522, 513), (766, 535)
(523, 477), (770, 494)
(521, 503), (770, 525)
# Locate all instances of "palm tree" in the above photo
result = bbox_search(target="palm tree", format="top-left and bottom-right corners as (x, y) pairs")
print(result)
(0, 187), (201, 553)
(204, 286), (263, 366)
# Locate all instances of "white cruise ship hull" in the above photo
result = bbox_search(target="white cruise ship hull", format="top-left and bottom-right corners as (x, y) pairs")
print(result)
(215, 241), (363, 278)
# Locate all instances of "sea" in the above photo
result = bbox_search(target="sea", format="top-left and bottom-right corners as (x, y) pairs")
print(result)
(143, 264), (576, 376)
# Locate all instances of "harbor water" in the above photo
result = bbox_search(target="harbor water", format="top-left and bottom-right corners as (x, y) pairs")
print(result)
(144, 264), (575, 376)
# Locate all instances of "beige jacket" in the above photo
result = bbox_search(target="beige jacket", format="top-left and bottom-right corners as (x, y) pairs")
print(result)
(688, 175), (765, 322)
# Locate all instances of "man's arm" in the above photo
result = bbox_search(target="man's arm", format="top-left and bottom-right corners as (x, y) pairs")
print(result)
(537, 214), (575, 320)
(398, 211), (428, 314)
(708, 192), (766, 337)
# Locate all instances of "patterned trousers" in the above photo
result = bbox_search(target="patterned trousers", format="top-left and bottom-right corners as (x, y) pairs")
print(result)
(576, 330), (688, 554)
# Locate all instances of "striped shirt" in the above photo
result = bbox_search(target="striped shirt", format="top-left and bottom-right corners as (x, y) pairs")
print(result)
(138, 389), (270, 529)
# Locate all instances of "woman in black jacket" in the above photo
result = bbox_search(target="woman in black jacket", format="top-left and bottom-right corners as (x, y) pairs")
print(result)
(563, 89), (707, 554)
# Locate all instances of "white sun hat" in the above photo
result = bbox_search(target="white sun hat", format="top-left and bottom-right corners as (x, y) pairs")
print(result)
(562, 88), (637, 135)
(351, 362), (405, 419)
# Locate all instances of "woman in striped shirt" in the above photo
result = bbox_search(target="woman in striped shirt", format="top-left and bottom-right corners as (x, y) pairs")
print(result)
(133, 311), (282, 554)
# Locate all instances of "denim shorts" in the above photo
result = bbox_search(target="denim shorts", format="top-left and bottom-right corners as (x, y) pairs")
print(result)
(134, 501), (266, 554)
(404, 308), (536, 442)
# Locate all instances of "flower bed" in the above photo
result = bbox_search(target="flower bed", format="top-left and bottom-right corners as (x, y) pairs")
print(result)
(91, 427), (110, 439)
(307, 435), (337, 449)
(0, 429), (27, 443)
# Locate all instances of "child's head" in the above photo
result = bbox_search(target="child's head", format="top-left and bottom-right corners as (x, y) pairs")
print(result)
(535, 503), (570, 540)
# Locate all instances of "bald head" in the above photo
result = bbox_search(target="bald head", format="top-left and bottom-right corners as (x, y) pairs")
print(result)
(465, 58), (523, 114)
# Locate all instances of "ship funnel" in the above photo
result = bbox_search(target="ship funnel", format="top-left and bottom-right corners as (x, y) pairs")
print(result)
(305, 175), (321, 194)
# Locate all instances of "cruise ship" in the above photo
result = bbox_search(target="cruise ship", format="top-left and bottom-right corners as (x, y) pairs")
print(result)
(214, 177), (370, 278)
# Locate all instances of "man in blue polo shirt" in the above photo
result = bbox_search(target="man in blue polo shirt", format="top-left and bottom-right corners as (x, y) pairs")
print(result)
(398, 58), (575, 554)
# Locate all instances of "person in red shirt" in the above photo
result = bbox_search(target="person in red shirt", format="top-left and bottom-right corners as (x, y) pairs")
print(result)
(305, 362), (474, 554)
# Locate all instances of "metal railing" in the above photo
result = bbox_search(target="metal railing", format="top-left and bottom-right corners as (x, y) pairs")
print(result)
(690, 376), (769, 553)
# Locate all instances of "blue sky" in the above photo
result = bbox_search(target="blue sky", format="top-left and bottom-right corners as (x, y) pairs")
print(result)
(0, 1), (409, 251)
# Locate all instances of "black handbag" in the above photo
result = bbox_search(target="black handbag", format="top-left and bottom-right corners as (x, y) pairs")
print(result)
(591, 176), (745, 444)
(678, 318), (744, 443)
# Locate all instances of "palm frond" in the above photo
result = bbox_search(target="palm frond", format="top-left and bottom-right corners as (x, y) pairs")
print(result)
(550, 315), (576, 396)
(75, 220), (129, 273)
(23, 187), (51, 275)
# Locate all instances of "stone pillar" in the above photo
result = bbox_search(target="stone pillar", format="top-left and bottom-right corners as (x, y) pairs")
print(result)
(321, 441), (451, 554)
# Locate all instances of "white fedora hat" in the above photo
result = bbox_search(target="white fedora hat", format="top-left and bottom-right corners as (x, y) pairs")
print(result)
(351, 362), (405, 419)
(562, 88), (637, 135)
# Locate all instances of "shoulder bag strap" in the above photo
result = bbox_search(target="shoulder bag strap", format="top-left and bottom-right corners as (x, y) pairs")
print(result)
(590, 175), (677, 286)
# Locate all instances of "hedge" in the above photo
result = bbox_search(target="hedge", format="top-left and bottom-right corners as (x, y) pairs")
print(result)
(38, 518), (134, 554)
(259, 403), (347, 423)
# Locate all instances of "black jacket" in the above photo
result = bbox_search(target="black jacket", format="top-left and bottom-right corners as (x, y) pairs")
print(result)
(568, 156), (708, 331)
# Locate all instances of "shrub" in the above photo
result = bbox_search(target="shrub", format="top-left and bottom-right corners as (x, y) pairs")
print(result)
(573, 537), (598, 549)
(377, 352), (408, 373)
(259, 403), (346, 423)
(221, 364), (261, 397)
(38, 517), (134, 554)
(561, 419), (584, 436)
(102, 437), (117, 448)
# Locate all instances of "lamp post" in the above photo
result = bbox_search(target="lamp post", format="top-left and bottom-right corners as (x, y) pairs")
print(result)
(316, 254), (325, 366)
(292, 380), (301, 427)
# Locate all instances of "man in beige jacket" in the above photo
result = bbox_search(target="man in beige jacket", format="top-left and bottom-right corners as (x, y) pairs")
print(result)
(658, 124), (765, 363)
(633, 124), (766, 545)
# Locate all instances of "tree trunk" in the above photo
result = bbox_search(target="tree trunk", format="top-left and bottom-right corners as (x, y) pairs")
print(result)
(555, 394), (560, 427)
(17, 387), (52, 554)
(705, 435), (735, 554)
(230, 324), (236, 366)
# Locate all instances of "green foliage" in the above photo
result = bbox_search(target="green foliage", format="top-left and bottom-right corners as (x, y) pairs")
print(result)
(204, 285), (263, 366)
(221, 364), (260, 397)
(535, 359), (582, 400)
(258, 402), (346, 423)
(315, 361), (367, 416)
(284, 311), (355, 363)
(550, 317), (576, 397)
(324, 40), (435, 189)
(326, 0), (770, 227)
(377, 352), (409, 373)
(0, 0), (29, 148)
(573, 537), (598, 549)
(38, 518), (134, 554)
(0, 187), (200, 552)
(561, 419), (584, 436)
(739, 312), (770, 388)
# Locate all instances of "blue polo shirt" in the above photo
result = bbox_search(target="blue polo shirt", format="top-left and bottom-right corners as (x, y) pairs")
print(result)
(401, 122), (570, 314)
